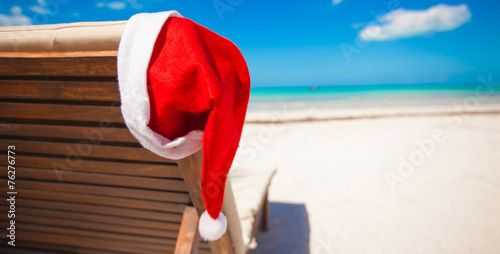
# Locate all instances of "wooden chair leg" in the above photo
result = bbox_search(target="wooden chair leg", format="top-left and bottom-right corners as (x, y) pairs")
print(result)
(175, 206), (200, 254)
(260, 191), (270, 232)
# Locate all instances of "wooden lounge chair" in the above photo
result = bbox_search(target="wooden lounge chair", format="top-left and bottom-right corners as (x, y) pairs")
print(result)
(0, 21), (275, 254)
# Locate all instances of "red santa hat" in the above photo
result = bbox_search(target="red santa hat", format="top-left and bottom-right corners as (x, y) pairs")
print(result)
(117, 11), (250, 241)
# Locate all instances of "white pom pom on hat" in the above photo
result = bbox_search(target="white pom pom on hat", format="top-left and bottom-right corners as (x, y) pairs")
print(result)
(199, 211), (228, 241)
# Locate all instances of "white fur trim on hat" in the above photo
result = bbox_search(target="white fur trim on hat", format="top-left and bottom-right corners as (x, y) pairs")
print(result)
(117, 11), (204, 160)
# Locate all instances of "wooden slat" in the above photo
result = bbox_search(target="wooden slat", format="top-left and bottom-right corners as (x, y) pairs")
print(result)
(0, 102), (124, 123)
(0, 79), (119, 101)
(14, 231), (173, 254)
(0, 139), (167, 163)
(198, 250), (213, 254)
(0, 123), (138, 143)
(2, 242), (121, 254)
(0, 189), (188, 213)
(8, 167), (187, 192)
(14, 207), (180, 231)
(0, 51), (117, 77)
(199, 242), (212, 250)
(0, 154), (182, 178)
(0, 179), (190, 203)
(8, 199), (183, 222)
(19, 223), (177, 247)
(0, 215), (180, 240)
(175, 206), (200, 254)
(0, 247), (55, 254)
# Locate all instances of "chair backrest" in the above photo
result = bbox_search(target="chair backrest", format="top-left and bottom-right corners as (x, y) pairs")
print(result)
(0, 22), (240, 254)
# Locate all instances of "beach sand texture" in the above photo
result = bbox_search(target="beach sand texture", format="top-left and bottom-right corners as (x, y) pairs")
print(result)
(233, 105), (500, 254)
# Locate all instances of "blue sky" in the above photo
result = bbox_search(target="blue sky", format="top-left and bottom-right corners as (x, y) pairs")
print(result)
(1, 0), (499, 87)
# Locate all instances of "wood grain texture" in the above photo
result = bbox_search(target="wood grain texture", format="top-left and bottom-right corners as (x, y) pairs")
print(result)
(19, 223), (178, 246)
(177, 149), (206, 214)
(0, 102), (124, 123)
(0, 139), (168, 163)
(14, 207), (181, 231)
(0, 188), (188, 213)
(0, 51), (118, 77)
(7, 167), (187, 192)
(0, 154), (182, 178)
(0, 215), (180, 240)
(174, 206), (200, 254)
(198, 250), (214, 254)
(1, 242), (118, 254)
(0, 179), (190, 203)
(4, 199), (183, 222)
(0, 123), (138, 143)
(0, 79), (120, 102)
(13, 231), (174, 253)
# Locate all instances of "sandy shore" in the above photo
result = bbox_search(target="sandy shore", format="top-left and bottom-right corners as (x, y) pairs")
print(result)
(233, 104), (500, 254)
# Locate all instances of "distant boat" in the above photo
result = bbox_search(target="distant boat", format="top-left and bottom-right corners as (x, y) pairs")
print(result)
(309, 85), (317, 90)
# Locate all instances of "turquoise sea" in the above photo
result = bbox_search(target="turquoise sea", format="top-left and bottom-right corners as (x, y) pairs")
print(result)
(248, 84), (500, 111)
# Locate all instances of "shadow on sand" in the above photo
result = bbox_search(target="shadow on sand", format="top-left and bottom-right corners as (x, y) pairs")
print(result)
(253, 202), (310, 254)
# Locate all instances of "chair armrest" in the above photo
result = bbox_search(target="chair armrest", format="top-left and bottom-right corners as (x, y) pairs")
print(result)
(174, 206), (200, 254)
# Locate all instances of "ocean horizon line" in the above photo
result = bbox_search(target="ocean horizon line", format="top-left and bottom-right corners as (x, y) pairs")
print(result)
(250, 82), (485, 91)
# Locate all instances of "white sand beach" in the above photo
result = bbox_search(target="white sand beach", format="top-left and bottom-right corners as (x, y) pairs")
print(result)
(234, 104), (500, 254)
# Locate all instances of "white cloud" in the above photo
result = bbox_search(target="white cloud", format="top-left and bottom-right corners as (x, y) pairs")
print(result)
(30, 5), (50, 14)
(332, 0), (343, 5)
(359, 4), (471, 41)
(29, 0), (55, 15)
(0, 6), (32, 26)
(107, 1), (127, 10)
(10, 6), (23, 16)
(126, 0), (143, 9)
(97, 1), (142, 10)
